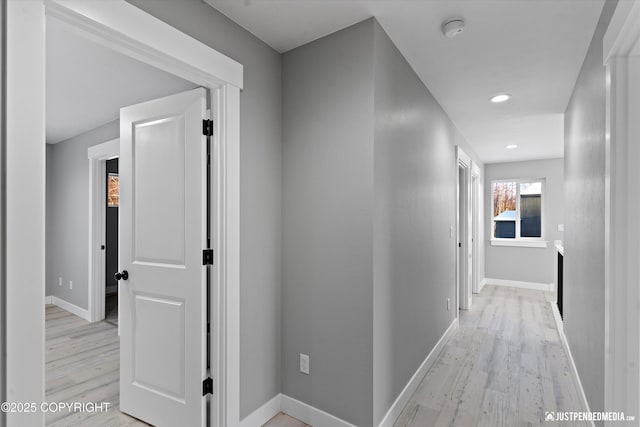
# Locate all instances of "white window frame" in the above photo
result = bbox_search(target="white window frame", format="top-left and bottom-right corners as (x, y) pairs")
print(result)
(490, 178), (548, 248)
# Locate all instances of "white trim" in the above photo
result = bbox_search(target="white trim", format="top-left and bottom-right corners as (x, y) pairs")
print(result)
(44, 296), (52, 305)
(603, 3), (640, 421)
(45, 0), (243, 89)
(490, 239), (548, 248)
(87, 138), (119, 323)
(471, 169), (481, 294)
(50, 296), (91, 322)
(603, 0), (640, 64)
(478, 278), (487, 293)
(377, 318), (459, 427)
(549, 302), (595, 427)
(484, 278), (552, 292)
(6, 1), (244, 426)
(238, 394), (281, 427)
(554, 240), (564, 256)
(87, 137), (119, 159)
(281, 395), (357, 427)
(456, 146), (473, 311)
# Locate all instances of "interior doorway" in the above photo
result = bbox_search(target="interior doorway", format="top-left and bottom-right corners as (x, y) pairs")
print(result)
(8, 1), (242, 425)
(105, 158), (119, 326)
(456, 146), (472, 311)
(471, 168), (480, 294)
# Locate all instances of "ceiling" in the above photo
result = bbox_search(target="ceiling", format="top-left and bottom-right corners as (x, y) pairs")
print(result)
(46, 18), (195, 144)
(206, 0), (604, 164)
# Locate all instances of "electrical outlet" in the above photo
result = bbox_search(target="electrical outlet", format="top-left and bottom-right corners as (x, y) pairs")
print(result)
(58, 277), (62, 286)
(69, 280), (73, 290)
(447, 298), (451, 311)
(299, 353), (310, 375)
(558, 224), (565, 232)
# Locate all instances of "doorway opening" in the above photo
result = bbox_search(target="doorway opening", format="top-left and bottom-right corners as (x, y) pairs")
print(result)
(456, 146), (472, 312)
(105, 157), (119, 326)
(8, 1), (242, 425)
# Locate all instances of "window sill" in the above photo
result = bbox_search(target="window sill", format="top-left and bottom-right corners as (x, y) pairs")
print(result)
(490, 239), (548, 248)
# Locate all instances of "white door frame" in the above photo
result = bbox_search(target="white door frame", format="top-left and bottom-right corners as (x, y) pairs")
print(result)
(88, 138), (119, 323)
(471, 164), (481, 294)
(456, 146), (472, 310)
(8, 1), (243, 426)
(603, 1), (640, 421)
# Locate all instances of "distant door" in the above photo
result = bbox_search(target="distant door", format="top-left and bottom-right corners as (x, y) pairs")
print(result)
(105, 158), (119, 293)
(118, 88), (208, 427)
(458, 166), (467, 309)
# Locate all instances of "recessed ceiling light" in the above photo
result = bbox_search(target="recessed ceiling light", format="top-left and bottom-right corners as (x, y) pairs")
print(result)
(506, 144), (518, 149)
(490, 94), (512, 103)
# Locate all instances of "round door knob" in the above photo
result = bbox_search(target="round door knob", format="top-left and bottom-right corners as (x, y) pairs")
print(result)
(114, 270), (129, 281)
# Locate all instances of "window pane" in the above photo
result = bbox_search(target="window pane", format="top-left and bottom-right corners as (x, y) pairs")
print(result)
(520, 182), (541, 237)
(492, 181), (516, 238)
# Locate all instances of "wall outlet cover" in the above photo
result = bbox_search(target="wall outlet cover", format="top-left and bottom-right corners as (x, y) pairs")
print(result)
(299, 353), (310, 375)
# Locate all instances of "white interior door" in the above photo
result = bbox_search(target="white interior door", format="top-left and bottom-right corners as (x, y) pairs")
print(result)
(118, 88), (208, 427)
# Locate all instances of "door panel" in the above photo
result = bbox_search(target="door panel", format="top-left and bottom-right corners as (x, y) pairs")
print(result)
(119, 88), (207, 427)
(133, 116), (186, 265)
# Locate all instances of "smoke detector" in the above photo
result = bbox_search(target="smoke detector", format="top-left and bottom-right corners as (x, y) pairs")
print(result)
(441, 18), (465, 38)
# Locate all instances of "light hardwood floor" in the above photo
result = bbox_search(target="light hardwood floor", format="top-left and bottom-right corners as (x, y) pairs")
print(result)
(45, 304), (147, 426)
(47, 285), (582, 427)
(45, 304), (305, 427)
(393, 285), (588, 427)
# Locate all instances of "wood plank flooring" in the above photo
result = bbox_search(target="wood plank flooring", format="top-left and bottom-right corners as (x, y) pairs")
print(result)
(45, 304), (147, 426)
(46, 305), (307, 427)
(47, 285), (584, 427)
(393, 285), (588, 427)
(264, 413), (310, 427)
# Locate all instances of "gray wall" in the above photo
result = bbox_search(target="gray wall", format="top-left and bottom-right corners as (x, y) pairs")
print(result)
(484, 158), (564, 284)
(282, 19), (375, 427)
(282, 19), (484, 425)
(46, 0), (284, 417)
(563, 0), (617, 417)
(46, 120), (119, 307)
(372, 22), (480, 424)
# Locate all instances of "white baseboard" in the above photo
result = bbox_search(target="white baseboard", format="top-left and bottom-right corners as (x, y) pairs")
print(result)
(241, 318), (460, 427)
(484, 278), (552, 292)
(377, 317), (458, 427)
(44, 296), (52, 305)
(281, 394), (356, 427)
(478, 278), (487, 293)
(549, 302), (595, 427)
(50, 296), (91, 321)
(239, 393), (281, 427)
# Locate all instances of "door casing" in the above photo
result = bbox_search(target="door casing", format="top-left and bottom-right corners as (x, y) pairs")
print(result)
(456, 146), (473, 311)
(6, 1), (243, 425)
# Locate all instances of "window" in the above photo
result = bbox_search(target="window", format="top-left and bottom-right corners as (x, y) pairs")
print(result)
(492, 179), (545, 247)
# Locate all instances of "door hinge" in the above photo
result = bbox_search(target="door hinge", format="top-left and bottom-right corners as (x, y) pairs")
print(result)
(203, 249), (214, 265)
(202, 377), (213, 396)
(203, 119), (214, 136)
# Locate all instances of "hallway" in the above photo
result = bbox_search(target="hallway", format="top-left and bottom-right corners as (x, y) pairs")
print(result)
(394, 285), (587, 427)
